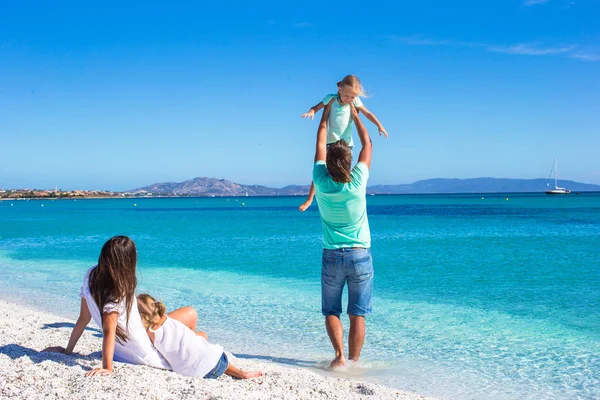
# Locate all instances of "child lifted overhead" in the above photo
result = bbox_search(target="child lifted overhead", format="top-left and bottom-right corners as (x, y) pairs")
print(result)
(299, 75), (387, 212)
(137, 293), (262, 380)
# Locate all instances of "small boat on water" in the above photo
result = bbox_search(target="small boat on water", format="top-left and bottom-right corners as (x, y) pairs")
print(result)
(545, 157), (570, 195)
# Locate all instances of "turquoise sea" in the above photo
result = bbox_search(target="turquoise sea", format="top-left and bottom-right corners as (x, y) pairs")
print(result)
(0, 193), (599, 399)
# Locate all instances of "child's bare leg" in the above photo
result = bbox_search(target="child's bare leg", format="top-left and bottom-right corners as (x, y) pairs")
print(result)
(224, 363), (262, 379)
(195, 331), (208, 340)
(168, 306), (197, 331)
(299, 182), (316, 212)
(169, 307), (207, 339)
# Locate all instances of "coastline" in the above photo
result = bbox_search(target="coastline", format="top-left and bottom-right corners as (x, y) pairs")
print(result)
(0, 299), (433, 400)
(2, 191), (600, 202)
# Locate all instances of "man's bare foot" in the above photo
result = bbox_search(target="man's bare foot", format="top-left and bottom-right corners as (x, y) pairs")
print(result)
(298, 200), (312, 212)
(328, 356), (346, 368)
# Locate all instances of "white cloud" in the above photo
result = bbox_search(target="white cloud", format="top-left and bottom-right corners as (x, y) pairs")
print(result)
(487, 43), (576, 55)
(570, 52), (600, 61)
(386, 35), (597, 61)
(390, 35), (454, 46)
(523, 0), (550, 6)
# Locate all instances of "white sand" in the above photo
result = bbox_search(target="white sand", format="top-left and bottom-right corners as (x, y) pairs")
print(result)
(0, 300), (433, 400)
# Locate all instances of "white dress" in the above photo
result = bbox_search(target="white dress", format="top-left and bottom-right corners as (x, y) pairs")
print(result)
(80, 266), (170, 369)
(149, 316), (224, 377)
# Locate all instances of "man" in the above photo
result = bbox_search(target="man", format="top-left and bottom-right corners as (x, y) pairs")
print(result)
(312, 101), (373, 368)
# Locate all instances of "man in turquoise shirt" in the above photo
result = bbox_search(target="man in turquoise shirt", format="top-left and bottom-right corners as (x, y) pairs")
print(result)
(312, 101), (373, 368)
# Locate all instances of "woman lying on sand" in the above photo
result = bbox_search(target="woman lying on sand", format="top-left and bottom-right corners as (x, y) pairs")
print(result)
(44, 235), (260, 379)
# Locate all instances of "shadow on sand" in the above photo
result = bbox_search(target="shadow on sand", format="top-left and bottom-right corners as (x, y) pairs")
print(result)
(234, 353), (319, 368)
(42, 322), (102, 338)
(0, 344), (100, 370)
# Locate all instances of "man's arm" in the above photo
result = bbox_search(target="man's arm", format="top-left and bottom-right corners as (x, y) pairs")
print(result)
(314, 102), (332, 162)
(358, 105), (388, 138)
(352, 105), (372, 169)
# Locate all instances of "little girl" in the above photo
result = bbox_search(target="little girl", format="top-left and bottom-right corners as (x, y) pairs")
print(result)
(299, 75), (388, 212)
(44, 236), (198, 376)
(137, 293), (262, 379)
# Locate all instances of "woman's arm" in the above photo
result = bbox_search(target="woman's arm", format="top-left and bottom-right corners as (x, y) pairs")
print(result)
(85, 311), (118, 376)
(43, 298), (91, 354)
(358, 105), (388, 138)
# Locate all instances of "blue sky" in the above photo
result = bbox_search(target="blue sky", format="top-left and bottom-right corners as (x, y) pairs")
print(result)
(1, 0), (599, 190)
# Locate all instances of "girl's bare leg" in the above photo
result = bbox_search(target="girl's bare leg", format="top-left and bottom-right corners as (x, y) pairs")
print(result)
(168, 307), (208, 338)
(196, 331), (208, 340)
(224, 363), (262, 379)
(168, 307), (197, 331)
(299, 182), (316, 212)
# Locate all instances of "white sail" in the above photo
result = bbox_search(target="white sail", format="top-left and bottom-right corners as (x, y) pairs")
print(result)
(545, 157), (570, 195)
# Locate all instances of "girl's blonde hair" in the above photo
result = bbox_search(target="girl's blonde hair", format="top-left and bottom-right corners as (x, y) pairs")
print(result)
(337, 75), (368, 98)
(137, 293), (167, 330)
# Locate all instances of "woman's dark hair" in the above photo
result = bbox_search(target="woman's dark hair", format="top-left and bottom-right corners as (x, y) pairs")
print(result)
(89, 235), (137, 343)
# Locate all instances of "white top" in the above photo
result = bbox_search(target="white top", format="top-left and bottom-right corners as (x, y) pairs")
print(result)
(150, 316), (224, 377)
(323, 93), (364, 147)
(80, 266), (170, 369)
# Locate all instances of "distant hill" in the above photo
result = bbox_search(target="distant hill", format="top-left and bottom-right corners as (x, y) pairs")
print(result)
(278, 185), (312, 196)
(129, 177), (600, 196)
(369, 178), (600, 194)
(130, 177), (279, 196)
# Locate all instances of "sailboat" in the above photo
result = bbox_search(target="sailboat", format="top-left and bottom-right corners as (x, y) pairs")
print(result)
(545, 157), (570, 195)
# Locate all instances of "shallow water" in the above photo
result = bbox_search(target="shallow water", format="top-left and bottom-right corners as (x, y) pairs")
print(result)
(1, 193), (599, 399)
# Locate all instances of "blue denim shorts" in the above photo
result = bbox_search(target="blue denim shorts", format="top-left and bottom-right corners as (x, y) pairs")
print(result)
(204, 352), (228, 379)
(321, 247), (373, 317)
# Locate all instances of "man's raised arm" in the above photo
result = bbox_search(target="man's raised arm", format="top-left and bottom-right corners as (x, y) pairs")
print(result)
(352, 105), (372, 169)
(314, 102), (332, 162)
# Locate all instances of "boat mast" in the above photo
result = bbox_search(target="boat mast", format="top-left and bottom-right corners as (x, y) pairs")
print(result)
(555, 157), (560, 189)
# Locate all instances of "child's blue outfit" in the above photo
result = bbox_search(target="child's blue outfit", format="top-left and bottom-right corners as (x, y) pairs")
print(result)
(322, 93), (364, 148)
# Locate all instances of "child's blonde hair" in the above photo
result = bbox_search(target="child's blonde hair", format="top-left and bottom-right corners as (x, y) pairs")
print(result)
(137, 293), (167, 330)
(337, 75), (368, 98)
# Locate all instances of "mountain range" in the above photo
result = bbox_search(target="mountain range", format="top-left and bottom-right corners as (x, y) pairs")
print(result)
(130, 177), (600, 196)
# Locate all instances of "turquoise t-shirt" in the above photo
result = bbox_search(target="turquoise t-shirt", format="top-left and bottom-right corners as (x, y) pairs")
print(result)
(313, 160), (371, 249)
(323, 93), (364, 148)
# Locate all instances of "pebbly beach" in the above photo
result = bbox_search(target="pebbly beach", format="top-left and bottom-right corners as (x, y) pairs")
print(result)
(0, 299), (433, 400)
